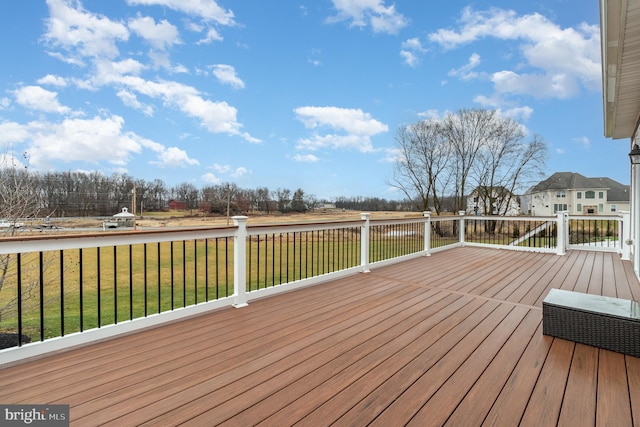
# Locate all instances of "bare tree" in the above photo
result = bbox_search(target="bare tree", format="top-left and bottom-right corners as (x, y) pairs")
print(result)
(275, 188), (292, 213)
(388, 109), (548, 216)
(0, 153), (45, 340)
(388, 119), (451, 213)
(442, 109), (501, 213)
(472, 118), (547, 216)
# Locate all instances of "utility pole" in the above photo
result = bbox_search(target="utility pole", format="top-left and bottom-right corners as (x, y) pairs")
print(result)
(226, 183), (231, 226)
(132, 184), (137, 230)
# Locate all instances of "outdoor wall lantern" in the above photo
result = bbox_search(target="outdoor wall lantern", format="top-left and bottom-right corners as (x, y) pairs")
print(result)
(629, 143), (640, 165)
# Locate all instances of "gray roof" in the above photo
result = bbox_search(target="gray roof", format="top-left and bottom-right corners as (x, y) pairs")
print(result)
(529, 172), (629, 202)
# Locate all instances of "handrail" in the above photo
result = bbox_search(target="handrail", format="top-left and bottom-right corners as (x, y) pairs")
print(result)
(0, 212), (627, 365)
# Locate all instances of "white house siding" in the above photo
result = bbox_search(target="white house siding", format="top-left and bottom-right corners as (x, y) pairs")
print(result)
(528, 173), (629, 217)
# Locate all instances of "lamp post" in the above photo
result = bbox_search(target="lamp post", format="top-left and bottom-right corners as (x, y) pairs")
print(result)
(630, 144), (640, 165)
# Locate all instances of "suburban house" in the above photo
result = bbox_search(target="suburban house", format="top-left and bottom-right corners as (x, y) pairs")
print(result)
(466, 186), (520, 216)
(524, 172), (629, 216)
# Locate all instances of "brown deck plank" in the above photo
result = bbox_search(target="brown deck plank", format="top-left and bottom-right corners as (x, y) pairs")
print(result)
(187, 294), (478, 426)
(443, 310), (541, 427)
(296, 299), (503, 427)
(624, 260), (640, 301)
(532, 250), (580, 306)
(601, 252), (618, 298)
(574, 251), (596, 294)
(264, 299), (507, 427)
(596, 350), (633, 426)
(626, 355), (640, 426)
(588, 252), (605, 296)
(406, 306), (534, 427)
(120, 290), (462, 426)
(0, 247), (637, 427)
(1, 274), (399, 402)
(72, 279), (420, 423)
(0, 272), (373, 386)
(557, 343), (598, 427)
(482, 328), (553, 426)
(366, 303), (514, 427)
(558, 250), (588, 292)
(519, 337), (575, 426)
(613, 253), (635, 300)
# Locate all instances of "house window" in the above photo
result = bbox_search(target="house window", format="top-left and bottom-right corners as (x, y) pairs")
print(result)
(577, 192), (582, 199)
(556, 191), (566, 198)
(553, 204), (568, 213)
(611, 204), (617, 212)
(598, 204), (603, 212)
(585, 191), (595, 199)
(577, 204), (582, 212)
(599, 191), (604, 199)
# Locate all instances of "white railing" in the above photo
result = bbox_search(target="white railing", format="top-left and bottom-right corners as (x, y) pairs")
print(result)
(0, 211), (627, 364)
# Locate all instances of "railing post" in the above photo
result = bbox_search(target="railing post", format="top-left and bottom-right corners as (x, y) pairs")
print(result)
(232, 215), (249, 308)
(556, 212), (567, 255)
(459, 211), (466, 246)
(360, 213), (371, 273)
(423, 211), (431, 255)
(622, 211), (631, 260)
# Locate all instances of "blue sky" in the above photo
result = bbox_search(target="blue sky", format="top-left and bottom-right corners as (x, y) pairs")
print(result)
(0, 0), (626, 200)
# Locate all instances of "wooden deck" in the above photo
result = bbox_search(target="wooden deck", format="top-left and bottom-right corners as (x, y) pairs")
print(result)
(2, 247), (640, 426)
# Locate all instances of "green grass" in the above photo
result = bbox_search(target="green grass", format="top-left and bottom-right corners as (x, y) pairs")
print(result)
(0, 232), (427, 341)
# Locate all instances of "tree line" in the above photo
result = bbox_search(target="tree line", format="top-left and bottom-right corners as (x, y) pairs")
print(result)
(0, 159), (413, 220)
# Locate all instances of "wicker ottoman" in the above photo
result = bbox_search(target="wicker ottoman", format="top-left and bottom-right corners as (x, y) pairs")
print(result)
(542, 288), (640, 357)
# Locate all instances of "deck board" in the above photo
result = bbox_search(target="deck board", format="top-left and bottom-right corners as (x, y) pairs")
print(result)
(557, 343), (598, 427)
(1, 247), (640, 426)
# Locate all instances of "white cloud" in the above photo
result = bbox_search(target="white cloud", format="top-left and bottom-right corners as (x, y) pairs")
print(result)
(449, 53), (482, 81)
(201, 172), (221, 184)
(0, 122), (30, 146)
(429, 7), (601, 98)
(125, 0), (235, 26)
(37, 74), (68, 87)
(116, 90), (154, 116)
(400, 50), (418, 67)
(128, 15), (181, 50)
(213, 163), (231, 173)
(0, 98), (10, 110)
(2, 115), (192, 171)
(212, 64), (245, 89)
(294, 106), (388, 152)
(231, 166), (248, 178)
(204, 164), (248, 182)
(13, 86), (71, 114)
(400, 37), (426, 67)
(196, 28), (223, 44)
(26, 115), (142, 167)
(89, 69), (259, 142)
(573, 136), (590, 148)
(295, 106), (388, 135)
(417, 109), (444, 120)
(44, 0), (129, 60)
(293, 154), (320, 162)
(152, 146), (199, 167)
(327, 0), (408, 34)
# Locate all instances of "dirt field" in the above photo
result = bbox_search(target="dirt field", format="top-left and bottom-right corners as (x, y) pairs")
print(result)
(3, 210), (427, 237)
(136, 209), (424, 228)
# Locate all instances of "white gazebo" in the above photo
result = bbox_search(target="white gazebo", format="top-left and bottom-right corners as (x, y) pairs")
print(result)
(104, 207), (134, 228)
